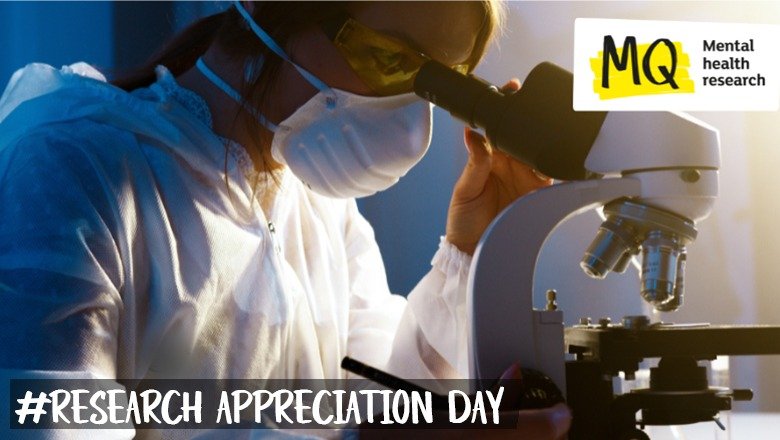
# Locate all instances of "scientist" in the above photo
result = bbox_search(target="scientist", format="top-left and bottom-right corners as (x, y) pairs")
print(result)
(0, 1), (568, 438)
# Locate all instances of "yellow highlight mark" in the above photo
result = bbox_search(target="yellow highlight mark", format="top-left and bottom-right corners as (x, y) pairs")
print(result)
(591, 41), (695, 100)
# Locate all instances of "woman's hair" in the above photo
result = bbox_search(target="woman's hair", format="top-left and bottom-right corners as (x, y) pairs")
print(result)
(113, 1), (506, 187)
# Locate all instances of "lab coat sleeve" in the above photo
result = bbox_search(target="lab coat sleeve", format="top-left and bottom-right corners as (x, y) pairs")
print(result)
(0, 127), (138, 434)
(0, 129), (125, 378)
(344, 200), (472, 380)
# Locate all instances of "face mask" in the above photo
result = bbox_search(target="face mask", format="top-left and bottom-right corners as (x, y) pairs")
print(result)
(196, 1), (433, 199)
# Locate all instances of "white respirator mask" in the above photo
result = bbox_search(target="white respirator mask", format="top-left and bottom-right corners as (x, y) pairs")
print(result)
(196, 1), (433, 199)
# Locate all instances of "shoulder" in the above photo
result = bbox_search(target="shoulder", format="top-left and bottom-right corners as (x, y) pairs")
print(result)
(0, 119), (145, 190)
(0, 62), (206, 192)
(0, 62), (150, 161)
(0, 62), (178, 153)
(0, 62), (113, 131)
(0, 123), (137, 226)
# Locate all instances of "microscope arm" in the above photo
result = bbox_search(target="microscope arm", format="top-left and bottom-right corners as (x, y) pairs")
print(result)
(468, 177), (642, 392)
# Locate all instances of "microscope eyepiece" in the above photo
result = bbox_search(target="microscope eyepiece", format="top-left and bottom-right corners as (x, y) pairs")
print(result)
(413, 61), (608, 181)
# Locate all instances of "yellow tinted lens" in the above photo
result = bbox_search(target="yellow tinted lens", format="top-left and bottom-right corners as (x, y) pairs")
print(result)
(334, 19), (428, 95)
(453, 64), (470, 75)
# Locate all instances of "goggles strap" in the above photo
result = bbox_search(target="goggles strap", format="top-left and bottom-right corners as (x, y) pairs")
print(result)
(195, 57), (279, 132)
(233, 1), (333, 96)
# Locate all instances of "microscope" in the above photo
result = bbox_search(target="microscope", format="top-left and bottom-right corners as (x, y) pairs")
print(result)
(414, 61), (780, 439)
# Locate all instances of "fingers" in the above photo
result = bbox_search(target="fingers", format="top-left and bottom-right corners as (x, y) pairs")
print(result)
(454, 76), (545, 203)
(514, 403), (572, 440)
(489, 151), (552, 200)
(497, 78), (551, 186)
(503, 153), (553, 186)
(464, 126), (491, 160)
(491, 363), (523, 410)
(453, 127), (493, 202)
(532, 168), (552, 182)
(501, 78), (521, 94)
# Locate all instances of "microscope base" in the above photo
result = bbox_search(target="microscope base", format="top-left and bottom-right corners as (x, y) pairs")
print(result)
(565, 324), (780, 439)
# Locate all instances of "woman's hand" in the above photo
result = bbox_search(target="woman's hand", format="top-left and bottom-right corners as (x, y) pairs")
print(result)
(445, 79), (554, 255)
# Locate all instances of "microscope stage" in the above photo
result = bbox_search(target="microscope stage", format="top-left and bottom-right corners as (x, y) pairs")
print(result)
(566, 323), (780, 363)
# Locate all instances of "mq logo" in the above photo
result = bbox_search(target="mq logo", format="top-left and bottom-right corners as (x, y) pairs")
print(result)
(591, 36), (695, 99)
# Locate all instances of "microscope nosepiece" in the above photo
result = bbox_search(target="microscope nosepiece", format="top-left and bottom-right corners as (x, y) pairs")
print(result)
(581, 200), (697, 312)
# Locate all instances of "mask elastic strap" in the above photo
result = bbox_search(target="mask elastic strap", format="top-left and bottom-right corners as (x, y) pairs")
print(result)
(233, 1), (333, 96)
(195, 57), (279, 132)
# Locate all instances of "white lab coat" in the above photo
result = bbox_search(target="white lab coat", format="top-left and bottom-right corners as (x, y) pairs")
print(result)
(0, 63), (473, 438)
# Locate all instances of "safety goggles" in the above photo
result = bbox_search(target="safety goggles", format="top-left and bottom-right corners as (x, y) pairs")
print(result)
(321, 12), (471, 96)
